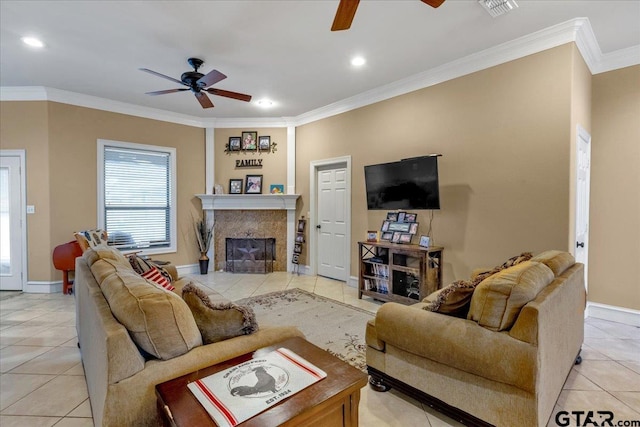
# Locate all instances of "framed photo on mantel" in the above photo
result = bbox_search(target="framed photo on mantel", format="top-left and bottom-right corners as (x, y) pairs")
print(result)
(245, 175), (263, 194)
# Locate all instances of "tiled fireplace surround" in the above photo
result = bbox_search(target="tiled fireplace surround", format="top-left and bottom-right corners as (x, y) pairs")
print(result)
(197, 194), (299, 272)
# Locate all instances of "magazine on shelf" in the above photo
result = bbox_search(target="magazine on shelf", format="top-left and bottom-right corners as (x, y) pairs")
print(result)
(187, 348), (326, 427)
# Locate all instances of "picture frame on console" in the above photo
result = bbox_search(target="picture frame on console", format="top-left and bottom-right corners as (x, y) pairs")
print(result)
(419, 235), (430, 248)
(391, 232), (401, 243)
(245, 175), (263, 193)
(229, 179), (243, 194)
(399, 233), (412, 244)
(380, 232), (393, 241)
(409, 223), (419, 234)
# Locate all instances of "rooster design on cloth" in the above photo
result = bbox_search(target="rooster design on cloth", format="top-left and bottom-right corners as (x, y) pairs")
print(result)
(228, 364), (289, 398)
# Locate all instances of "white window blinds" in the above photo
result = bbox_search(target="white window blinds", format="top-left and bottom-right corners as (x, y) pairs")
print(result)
(102, 144), (173, 251)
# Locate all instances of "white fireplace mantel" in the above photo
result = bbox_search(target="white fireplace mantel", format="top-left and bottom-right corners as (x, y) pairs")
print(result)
(196, 194), (299, 211)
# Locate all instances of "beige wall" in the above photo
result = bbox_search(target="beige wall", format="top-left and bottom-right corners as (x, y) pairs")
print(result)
(214, 128), (287, 194)
(1, 101), (205, 281)
(296, 44), (576, 284)
(590, 65), (640, 311)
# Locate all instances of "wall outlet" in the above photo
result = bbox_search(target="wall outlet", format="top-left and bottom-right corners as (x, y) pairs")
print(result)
(26, 205), (35, 214)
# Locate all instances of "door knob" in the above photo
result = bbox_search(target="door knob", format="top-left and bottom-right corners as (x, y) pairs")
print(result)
(316, 225), (321, 229)
(576, 242), (584, 248)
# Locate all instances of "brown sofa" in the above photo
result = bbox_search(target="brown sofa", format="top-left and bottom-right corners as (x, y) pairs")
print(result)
(75, 246), (303, 426)
(366, 251), (585, 427)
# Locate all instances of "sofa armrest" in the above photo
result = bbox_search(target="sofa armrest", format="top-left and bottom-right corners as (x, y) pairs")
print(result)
(374, 302), (538, 392)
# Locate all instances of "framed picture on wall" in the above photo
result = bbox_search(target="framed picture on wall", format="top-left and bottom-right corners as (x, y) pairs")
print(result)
(245, 175), (263, 193)
(241, 131), (258, 150)
(404, 213), (417, 223)
(292, 253), (300, 264)
(297, 218), (306, 232)
(386, 212), (398, 222)
(259, 135), (271, 151)
(228, 137), (241, 151)
(294, 243), (302, 253)
(229, 179), (243, 194)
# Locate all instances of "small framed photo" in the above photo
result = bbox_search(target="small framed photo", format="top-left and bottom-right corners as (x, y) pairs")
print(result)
(380, 232), (393, 241)
(409, 223), (419, 235)
(294, 243), (302, 253)
(259, 135), (271, 151)
(419, 235), (430, 248)
(297, 219), (306, 232)
(397, 212), (406, 223)
(229, 179), (243, 194)
(241, 131), (258, 150)
(292, 253), (300, 264)
(270, 184), (284, 194)
(228, 137), (241, 151)
(295, 233), (305, 243)
(399, 233), (412, 244)
(367, 231), (378, 242)
(386, 212), (398, 222)
(245, 175), (263, 194)
(381, 221), (390, 232)
(405, 213), (417, 223)
(391, 232), (401, 243)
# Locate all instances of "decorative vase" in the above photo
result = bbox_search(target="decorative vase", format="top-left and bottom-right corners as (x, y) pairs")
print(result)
(199, 252), (210, 275)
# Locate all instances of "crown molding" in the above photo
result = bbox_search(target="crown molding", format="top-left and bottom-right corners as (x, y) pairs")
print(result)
(2, 18), (638, 129)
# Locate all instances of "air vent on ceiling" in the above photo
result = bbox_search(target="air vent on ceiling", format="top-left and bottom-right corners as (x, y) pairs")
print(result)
(479, 0), (519, 17)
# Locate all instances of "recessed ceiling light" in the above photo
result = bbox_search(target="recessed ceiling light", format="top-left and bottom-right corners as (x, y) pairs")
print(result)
(351, 56), (366, 67)
(256, 99), (274, 108)
(21, 37), (45, 48)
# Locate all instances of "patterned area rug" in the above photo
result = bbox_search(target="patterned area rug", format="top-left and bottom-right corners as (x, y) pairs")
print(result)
(238, 288), (373, 371)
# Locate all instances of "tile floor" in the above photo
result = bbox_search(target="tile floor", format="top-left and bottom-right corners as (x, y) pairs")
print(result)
(1, 272), (639, 426)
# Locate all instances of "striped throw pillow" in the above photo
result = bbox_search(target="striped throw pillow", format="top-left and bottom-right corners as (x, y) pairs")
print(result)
(142, 266), (175, 291)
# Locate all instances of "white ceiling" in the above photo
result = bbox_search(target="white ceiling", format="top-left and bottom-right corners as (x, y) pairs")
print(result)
(1, 1), (639, 120)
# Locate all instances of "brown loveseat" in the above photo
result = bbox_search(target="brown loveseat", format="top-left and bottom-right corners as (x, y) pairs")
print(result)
(366, 250), (585, 427)
(75, 246), (303, 426)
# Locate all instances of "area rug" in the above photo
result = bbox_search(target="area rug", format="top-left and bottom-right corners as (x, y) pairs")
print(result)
(237, 288), (373, 371)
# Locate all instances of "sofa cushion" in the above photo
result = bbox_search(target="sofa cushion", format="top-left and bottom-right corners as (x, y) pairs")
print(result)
(530, 250), (575, 276)
(422, 280), (475, 317)
(98, 268), (202, 360)
(182, 282), (258, 344)
(468, 261), (554, 331)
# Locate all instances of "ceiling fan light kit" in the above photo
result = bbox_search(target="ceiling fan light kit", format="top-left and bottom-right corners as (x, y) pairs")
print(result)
(139, 58), (252, 109)
(479, 0), (519, 18)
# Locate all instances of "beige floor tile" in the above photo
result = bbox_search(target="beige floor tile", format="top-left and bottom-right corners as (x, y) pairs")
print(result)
(52, 418), (94, 427)
(62, 363), (85, 376)
(60, 337), (80, 348)
(16, 326), (77, 347)
(562, 368), (602, 391)
(575, 360), (640, 391)
(359, 387), (432, 426)
(586, 318), (640, 339)
(619, 360), (640, 375)
(583, 338), (640, 362)
(0, 415), (60, 427)
(547, 404), (576, 427)
(580, 343), (611, 361)
(0, 346), (52, 373)
(66, 399), (93, 418)
(9, 346), (81, 375)
(0, 325), (51, 346)
(0, 310), (49, 324)
(556, 390), (640, 420)
(0, 373), (55, 410)
(610, 391), (640, 412)
(424, 406), (466, 427)
(2, 375), (88, 417)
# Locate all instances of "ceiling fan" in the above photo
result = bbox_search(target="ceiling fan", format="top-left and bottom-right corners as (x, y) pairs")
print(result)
(139, 58), (252, 109)
(331, 0), (446, 31)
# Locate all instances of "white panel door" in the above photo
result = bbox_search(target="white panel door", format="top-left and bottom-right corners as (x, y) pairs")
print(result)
(0, 155), (24, 290)
(575, 126), (591, 291)
(317, 166), (347, 281)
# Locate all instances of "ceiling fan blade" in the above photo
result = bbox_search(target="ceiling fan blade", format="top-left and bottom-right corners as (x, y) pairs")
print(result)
(145, 88), (189, 96)
(197, 69), (227, 88)
(206, 88), (252, 102)
(421, 0), (446, 8)
(139, 68), (186, 86)
(195, 91), (214, 108)
(331, 0), (360, 31)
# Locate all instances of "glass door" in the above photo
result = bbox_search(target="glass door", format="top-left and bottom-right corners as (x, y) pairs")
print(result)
(0, 155), (24, 290)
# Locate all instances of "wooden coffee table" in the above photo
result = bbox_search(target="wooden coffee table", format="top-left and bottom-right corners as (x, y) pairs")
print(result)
(156, 336), (368, 426)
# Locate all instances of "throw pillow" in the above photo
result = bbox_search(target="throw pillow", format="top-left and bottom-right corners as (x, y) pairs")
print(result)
(182, 282), (258, 344)
(127, 254), (173, 283)
(141, 266), (175, 291)
(74, 229), (109, 251)
(422, 280), (475, 317)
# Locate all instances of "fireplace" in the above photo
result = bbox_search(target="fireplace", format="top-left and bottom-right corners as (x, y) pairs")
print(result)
(226, 238), (275, 273)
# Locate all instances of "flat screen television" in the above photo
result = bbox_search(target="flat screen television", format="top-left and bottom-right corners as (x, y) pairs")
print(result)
(364, 156), (440, 210)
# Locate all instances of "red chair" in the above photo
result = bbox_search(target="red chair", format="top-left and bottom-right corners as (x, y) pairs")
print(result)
(52, 240), (83, 294)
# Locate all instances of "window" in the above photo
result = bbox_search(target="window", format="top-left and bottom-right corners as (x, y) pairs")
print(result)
(98, 140), (176, 254)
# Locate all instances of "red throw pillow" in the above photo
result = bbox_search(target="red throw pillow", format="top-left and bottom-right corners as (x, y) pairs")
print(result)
(142, 266), (175, 291)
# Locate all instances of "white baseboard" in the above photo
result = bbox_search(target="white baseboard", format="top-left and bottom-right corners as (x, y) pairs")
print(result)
(586, 302), (640, 327)
(24, 281), (63, 293)
(177, 263), (200, 276)
(347, 276), (358, 288)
